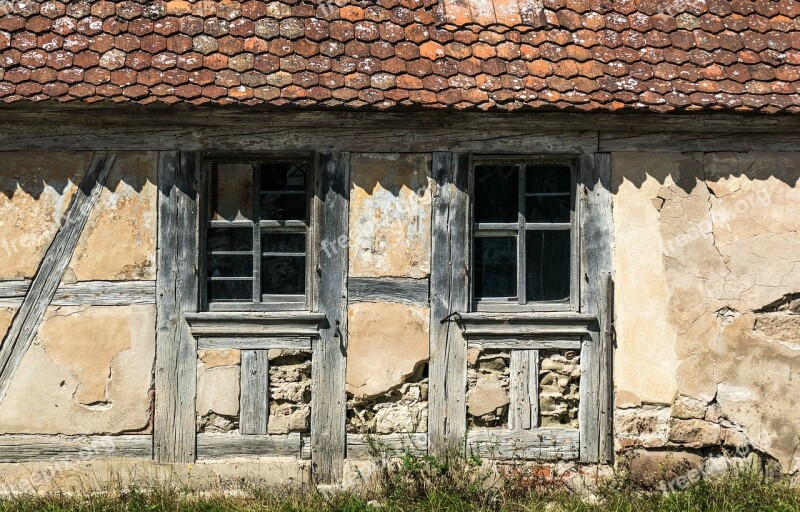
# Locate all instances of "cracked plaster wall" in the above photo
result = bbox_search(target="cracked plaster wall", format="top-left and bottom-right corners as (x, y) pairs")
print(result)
(613, 152), (800, 474)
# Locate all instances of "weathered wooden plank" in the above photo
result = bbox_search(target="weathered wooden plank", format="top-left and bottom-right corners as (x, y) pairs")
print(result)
(185, 311), (325, 338)
(0, 152), (116, 403)
(466, 428), (579, 460)
(197, 433), (302, 459)
(0, 435), (152, 462)
(311, 152), (350, 484)
(468, 338), (581, 350)
(600, 132), (800, 152)
(346, 433), (428, 459)
(459, 312), (597, 325)
(240, 350), (270, 436)
(578, 153), (614, 464)
(509, 350), (539, 430)
(198, 337), (312, 351)
(465, 327), (592, 337)
(348, 277), (429, 306)
(428, 152), (470, 457)
(154, 151), (200, 464)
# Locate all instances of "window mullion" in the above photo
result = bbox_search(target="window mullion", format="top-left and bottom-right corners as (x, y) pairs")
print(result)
(252, 163), (262, 303)
(517, 164), (526, 306)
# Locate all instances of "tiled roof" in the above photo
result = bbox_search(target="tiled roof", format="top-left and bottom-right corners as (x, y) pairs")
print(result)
(0, 0), (798, 112)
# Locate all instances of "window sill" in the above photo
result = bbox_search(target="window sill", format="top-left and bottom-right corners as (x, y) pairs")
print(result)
(184, 311), (326, 346)
(456, 311), (597, 347)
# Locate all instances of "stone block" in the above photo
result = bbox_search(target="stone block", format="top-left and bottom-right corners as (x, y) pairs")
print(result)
(0, 305), (155, 434)
(196, 354), (240, 432)
(627, 449), (703, 484)
(349, 153), (432, 278)
(668, 419), (721, 447)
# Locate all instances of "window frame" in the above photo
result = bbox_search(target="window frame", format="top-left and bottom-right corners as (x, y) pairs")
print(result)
(469, 155), (580, 313)
(199, 153), (320, 313)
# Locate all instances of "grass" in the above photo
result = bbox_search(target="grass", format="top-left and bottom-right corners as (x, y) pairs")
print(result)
(0, 453), (796, 512)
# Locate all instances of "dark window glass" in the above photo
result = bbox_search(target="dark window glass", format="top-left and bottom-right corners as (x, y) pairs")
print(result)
(260, 162), (307, 221)
(208, 254), (252, 278)
(208, 280), (252, 302)
(474, 165), (518, 223)
(262, 233), (305, 254)
(262, 256), (305, 295)
(474, 237), (517, 299)
(526, 230), (570, 302)
(208, 227), (252, 252)
(526, 165), (571, 223)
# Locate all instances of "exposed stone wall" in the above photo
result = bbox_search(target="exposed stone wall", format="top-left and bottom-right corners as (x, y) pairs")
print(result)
(613, 151), (800, 474)
(467, 349), (510, 428)
(268, 349), (311, 435)
(539, 351), (580, 428)
(196, 349), (240, 433)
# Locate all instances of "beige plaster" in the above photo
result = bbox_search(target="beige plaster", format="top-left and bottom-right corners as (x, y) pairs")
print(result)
(0, 308), (15, 339)
(0, 152), (88, 280)
(196, 351), (240, 420)
(346, 301), (429, 399)
(0, 305), (155, 434)
(349, 153), (432, 278)
(67, 152), (158, 281)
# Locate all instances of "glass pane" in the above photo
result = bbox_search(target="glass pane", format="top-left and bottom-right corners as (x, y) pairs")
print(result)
(260, 192), (307, 221)
(262, 256), (306, 295)
(526, 165), (571, 194)
(260, 162), (307, 191)
(526, 195), (571, 223)
(474, 236), (516, 299)
(208, 254), (252, 278)
(262, 233), (305, 254)
(474, 165), (518, 223)
(210, 163), (253, 221)
(207, 280), (252, 302)
(526, 230), (570, 302)
(207, 227), (253, 252)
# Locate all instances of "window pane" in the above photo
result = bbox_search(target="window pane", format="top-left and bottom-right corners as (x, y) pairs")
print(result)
(208, 280), (252, 302)
(474, 165), (518, 223)
(263, 233), (305, 254)
(526, 195), (571, 223)
(262, 256), (306, 295)
(260, 162), (307, 191)
(210, 163), (253, 221)
(526, 165), (571, 194)
(526, 230), (570, 302)
(208, 254), (252, 278)
(261, 193), (307, 221)
(207, 227), (253, 252)
(474, 237), (517, 299)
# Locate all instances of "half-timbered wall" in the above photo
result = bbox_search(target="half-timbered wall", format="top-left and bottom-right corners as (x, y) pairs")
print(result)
(0, 110), (797, 489)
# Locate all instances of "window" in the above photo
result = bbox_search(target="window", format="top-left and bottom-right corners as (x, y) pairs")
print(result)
(471, 157), (578, 311)
(202, 157), (314, 311)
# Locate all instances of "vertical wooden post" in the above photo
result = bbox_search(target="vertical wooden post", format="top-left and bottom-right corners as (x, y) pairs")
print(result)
(509, 349), (539, 430)
(429, 152), (470, 457)
(155, 151), (200, 464)
(240, 350), (270, 435)
(578, 153), (613, 463)
(311, 152), (350, 484)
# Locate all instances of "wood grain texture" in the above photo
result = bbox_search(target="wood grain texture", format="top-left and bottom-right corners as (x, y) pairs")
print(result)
(154, 151), (200, 464)
(467, 338), (582, 350)
(348, 277), (429, 306)
(311, 152), (350, 484)
(600, 132), (800, 152)
(346, 433), (428, 459)
(0, 435), (152, 462)
(578, 153), (614, 464)
(428, 152), (470, 457)
(466, 428), (579, 460)
(197, 433), (302, 459)
(185, 311), (325, 337)
(198, 337), (312, 350)
(0, 152), (116, 403)
(509, 350), (539, 430)
(240, 350), (270, 436)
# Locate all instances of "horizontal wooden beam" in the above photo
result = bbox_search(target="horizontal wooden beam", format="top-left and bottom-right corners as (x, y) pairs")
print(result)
(0, 280), (156, 307)
(466, 428), (579, 460)
(468, 338), (583, 350)
(600, 132), (800, 152)
(197, 433), (303, 459)
(198, 337), (312, 351)
(348, 277), (429, 306)
(185, 311), (326, 338)
(347, 433), (428, 459)
(0, 435), (152, 462)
